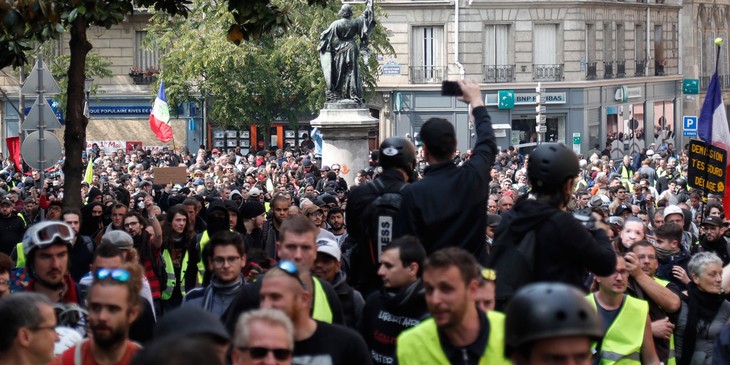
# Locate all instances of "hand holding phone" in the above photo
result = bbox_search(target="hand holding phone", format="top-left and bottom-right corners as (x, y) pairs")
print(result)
(441, 81), (463, 96)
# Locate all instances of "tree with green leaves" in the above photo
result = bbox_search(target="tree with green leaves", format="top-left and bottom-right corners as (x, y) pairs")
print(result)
(147, 0), (393, 145)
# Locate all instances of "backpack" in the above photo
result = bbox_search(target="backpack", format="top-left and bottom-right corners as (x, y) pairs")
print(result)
(365, 179), (406, 264)
(485, 227), (537, 311)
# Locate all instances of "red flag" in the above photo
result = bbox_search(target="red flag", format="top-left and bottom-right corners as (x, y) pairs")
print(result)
(6, 136), (22, 173)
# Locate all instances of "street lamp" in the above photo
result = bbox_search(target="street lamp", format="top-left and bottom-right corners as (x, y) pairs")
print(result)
(84, 77), (93, 118)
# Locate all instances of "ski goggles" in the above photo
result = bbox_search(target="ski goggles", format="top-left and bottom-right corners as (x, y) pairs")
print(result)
(32, 222), (74, 247)
(277, 260), (306, 289)
(94, 268), (130, 283)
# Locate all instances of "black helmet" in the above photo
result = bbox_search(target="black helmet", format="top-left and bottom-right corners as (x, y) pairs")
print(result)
(378, 137), (416, 171)
(527, 143), (579, 191)
(505, 282), (602, 355)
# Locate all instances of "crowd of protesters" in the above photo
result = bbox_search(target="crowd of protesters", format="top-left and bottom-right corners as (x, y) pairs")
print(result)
(0, 78), (729, 365)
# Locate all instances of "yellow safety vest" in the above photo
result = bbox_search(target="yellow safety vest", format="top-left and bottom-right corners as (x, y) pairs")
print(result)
(161, 249), (200, 301)
(196, 230), (211, 282)
(15, 242), (25, 268)
(620, 165), (634, 191)
(396, 311), (511, 365)
(651, 277), (676, 365)
(587, 293), (648, 365)
(311, 277), (333, 323)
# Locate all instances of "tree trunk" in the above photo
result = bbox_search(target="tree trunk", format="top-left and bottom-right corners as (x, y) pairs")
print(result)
(62, 18), (92, 210)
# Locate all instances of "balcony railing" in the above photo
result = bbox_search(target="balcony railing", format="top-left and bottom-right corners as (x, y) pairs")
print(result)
(586, 62), (598, 80)
(616, 61), (626, 78)
(699, 75), (730, 89)
(483, 65), (515, 83)
(655, 61), (666, 76)
(409, 66), (447, 84)
(635, 60), (646, 76)
(604, 61), (614, 79)
(533, 64), (563, 81)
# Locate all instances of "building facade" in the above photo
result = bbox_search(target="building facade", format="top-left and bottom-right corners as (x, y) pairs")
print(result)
(373, 0), (728, 157)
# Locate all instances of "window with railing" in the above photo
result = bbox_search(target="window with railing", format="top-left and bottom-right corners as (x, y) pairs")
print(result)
(604, 61), (614, 79)
(635, 60), (646, 76)
(132, 31), (162, 85)
(586, 23), (597, 80)
(616, 61), (626, 78)
(534, 24), (559, 81)
(484, 24), (512, 83)
(410, 26), (444, 84)
(533, 64), (564, 81)
(483, 65), (515, 83)
(586, 62), (598, 80)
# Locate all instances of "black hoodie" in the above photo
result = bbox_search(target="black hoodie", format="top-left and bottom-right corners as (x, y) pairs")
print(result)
(359, 279), (429, 365)
(497, 197), (616, 292)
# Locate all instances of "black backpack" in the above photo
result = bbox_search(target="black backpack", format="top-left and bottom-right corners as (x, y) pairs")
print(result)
(485, 227), (537, 311)
(365, 178), (406, 264)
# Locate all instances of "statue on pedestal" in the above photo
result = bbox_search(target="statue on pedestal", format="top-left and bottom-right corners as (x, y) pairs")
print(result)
(319, 0), (375, 105)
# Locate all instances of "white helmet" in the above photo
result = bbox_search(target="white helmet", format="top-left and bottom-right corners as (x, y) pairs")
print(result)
(22, 221), (75, 256)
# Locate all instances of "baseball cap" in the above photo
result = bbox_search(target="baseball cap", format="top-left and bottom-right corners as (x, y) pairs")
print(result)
(100, 230), (134, 250)
(614, 204), (631, 216)
(211, 148), (221, 154)
(317, 237), (341, 261)
(646, 149), (654, 156)
(702, 216), (723, 227)
(321, 165), (331, 172)
(248, 187), (262, 197)
(663, 205), (684, 219)
(304, 205), (323, 216)
(0, 197), (12, 206)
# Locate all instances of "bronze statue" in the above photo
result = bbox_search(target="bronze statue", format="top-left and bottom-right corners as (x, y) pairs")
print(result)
(319, 0), (375, 105)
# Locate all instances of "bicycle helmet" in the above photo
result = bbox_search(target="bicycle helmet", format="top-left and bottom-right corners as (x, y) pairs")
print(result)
(505, 282), (602, 355)
(527, 143), (579, 191)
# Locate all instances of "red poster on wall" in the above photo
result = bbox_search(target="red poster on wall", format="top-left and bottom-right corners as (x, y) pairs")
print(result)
(126, 141), (142, 153)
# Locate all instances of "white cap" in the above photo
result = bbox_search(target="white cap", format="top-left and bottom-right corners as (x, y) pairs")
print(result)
(317, 237), (341, 261)
(664, 205), (684, 219)
(646, 149), (654, 156)
(248, 187), (262, 197)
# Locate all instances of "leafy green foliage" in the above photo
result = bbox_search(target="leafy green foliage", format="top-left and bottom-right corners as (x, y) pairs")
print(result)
(45, 51), (113, 118)
(147, 0), (394, 131)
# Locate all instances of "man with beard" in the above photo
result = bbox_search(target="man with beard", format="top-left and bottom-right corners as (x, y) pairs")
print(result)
(184, 231), (247, 318)
(359, 236), (428, 365)
(22, 222), (82, 305)
(51, 262), (143, 365)
(0, 197), (25, 256)
(62, 209), (96, 282)
(18, 197), (40, 226)
(327, 207), (348, 248)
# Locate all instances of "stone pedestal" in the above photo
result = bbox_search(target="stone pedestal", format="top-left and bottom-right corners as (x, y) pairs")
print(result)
(311, 102), (377, 188)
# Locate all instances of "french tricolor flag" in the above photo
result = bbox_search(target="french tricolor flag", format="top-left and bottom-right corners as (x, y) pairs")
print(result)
(149, 81), (173, 143)
(698, 44), (730, 215)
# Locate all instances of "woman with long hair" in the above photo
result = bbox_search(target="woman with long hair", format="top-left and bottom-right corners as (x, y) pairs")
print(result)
(159, 205), (201, 311)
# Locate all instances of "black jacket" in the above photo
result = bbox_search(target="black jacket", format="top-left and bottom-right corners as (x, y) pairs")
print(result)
(0, 213), (25, 256)
(358, 280), (428, 365)
(498, 198), (616, 292)
(394, 106), (497, 259)
(346, 169), (407, 296)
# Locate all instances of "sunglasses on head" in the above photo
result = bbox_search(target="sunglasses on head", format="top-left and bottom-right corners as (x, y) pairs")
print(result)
(237, 346), (293, 360)
(277, 260), (306, 288)
(95, 268), (130, 283)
